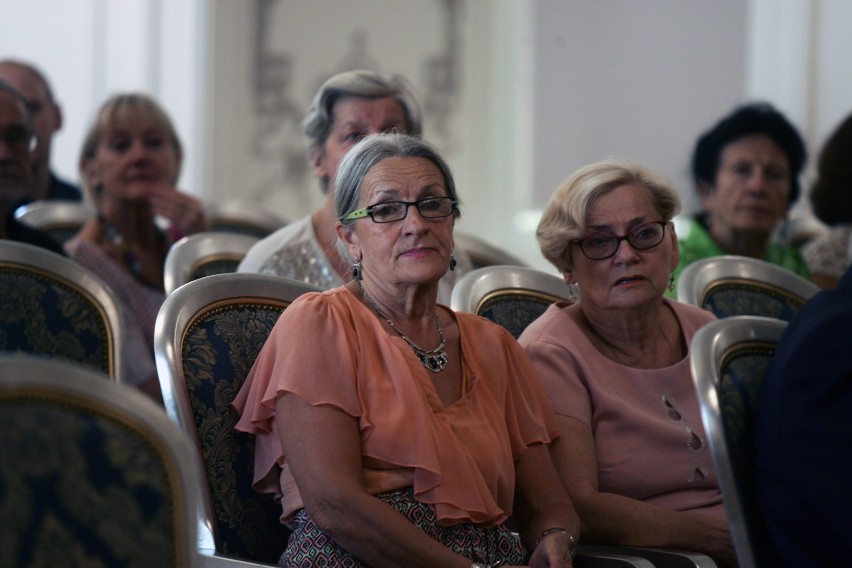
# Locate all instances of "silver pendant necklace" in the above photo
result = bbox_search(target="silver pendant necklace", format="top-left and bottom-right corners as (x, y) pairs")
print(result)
(358, 281), (448, 373)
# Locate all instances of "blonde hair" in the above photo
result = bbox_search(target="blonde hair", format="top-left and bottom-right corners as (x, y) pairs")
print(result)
(79, 93), (182, 194)
(537, 159), (681, 273)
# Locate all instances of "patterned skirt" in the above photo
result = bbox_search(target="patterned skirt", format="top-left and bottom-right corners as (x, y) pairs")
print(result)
(280, 487), (527, 567)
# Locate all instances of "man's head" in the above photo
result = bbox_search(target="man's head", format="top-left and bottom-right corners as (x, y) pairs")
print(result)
(0, 60), (62, 177)
(0, 79), (35, 209)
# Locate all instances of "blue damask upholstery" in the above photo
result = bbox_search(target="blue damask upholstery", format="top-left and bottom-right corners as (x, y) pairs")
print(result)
(0, 354), (199, 568)
(0, 241), (124, 380)
(155, 273), (320, 565)
(691, 316), (787, 568)
(451, 265), (577, 338)
(677, 255), (819, 321)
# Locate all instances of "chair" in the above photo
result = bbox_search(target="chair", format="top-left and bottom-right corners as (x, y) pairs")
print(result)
(164, 231), (260, 295)
(205, 201), (287, 239)
(0, 353), (202, 568)
(690, 315), (788, 568)
(14, 199), (93, 243)
(154, 273), (321, 566)
(454, 231), (528, 269)
(0, 241), (125, 381)
(677, 255), (819, 321)
(450, 265), (578, 338)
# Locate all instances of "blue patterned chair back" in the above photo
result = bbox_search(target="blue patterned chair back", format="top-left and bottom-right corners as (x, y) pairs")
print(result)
(451, 265), (577, 339)
(0, 354), (199, 568)
(155, 273), (320, 564)
(477, 291), (563, 339)
(164, 232), (259, 295)
(182, 298), (289, 562)
(691, 316), (787, 568)
(701, 280), (806, 321)
(677, 255), (819, 322)
(0, 241), (124, 381)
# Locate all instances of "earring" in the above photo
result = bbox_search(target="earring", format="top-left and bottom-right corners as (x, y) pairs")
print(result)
(667, 273), (675, 293)
(352, 256), (362, 281)
(450, 254), (457, 271)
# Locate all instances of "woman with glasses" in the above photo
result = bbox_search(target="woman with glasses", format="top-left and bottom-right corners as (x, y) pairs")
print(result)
(238, 69), (472, 303)
(518, 160), (736, 566)
(233, 133), (580, 567)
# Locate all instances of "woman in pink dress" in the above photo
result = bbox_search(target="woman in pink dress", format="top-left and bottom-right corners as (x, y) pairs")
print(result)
(66, 94), (207, 400)
(519, 159), (736, 567)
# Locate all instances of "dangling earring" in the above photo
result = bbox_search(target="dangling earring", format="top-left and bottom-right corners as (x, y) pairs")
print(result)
(352, 256), (362, 281)
(449, 248), (457, 271)
(667, 273), (675, 293)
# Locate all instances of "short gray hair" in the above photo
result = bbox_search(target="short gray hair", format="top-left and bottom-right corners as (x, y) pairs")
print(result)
(537, 159), (681, 273)
(303, 70), (422, 157)
(335, 133), (460, 229)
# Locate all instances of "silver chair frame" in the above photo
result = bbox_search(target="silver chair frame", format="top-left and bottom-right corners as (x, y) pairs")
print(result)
(691, 315), (788, 568)
(164, 231), (260, 294)
(0, 241), (125, 382)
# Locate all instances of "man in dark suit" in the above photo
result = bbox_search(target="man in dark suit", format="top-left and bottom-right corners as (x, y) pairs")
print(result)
(0, 79), (65, 253)
(754, 262), (852, 566)
(0, 59), (81, 202)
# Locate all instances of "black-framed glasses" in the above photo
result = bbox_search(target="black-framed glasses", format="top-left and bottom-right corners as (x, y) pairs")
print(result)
(341, 197), (456, 223)
(0, 126), (37, 154)
(571, 221), (668, 260)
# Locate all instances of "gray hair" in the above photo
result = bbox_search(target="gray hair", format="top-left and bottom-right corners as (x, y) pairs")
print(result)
(335, 132), (460, 231)
(303, 70), (422, 157)
(537, 159), (681, 273)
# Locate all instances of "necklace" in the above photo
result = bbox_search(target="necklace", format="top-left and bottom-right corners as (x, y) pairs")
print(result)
(358, 281), (448, 373)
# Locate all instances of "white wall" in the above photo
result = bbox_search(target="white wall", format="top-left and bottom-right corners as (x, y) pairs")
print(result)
(3, 0), (852, 271)
(0, 0), (209, 198)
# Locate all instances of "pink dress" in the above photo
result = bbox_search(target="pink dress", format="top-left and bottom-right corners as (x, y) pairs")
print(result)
(64, 237), (164, 387)
(519, 299), (724, 517)
(233, 287), (558, 526)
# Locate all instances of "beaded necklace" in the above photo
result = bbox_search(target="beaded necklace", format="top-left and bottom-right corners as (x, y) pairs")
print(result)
(358, 280), (448, 373)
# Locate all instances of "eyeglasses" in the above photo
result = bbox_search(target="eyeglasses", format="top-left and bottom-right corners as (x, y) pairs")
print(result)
(0, 126), (37, 154)
(341, 197), (456, 223)
(571, 221), (668, 260)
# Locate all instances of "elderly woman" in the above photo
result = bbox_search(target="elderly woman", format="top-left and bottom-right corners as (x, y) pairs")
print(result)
(233, 133), (579, 567)
(65, 93), (207, 399)
(518, 160), (736, 566)
(669, 102), (809, 297)
(238, 69), (471, 302)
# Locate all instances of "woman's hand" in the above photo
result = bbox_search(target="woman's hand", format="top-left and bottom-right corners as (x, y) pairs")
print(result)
(147, 184), (209, 236)
(526, 528), (574, 568)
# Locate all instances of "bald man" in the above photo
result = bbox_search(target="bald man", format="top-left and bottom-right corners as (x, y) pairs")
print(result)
(0, 59), (81, 202)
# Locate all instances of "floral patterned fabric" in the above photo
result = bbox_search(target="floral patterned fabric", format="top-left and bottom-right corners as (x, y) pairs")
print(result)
(181, 301), (292, 562)
(0, 395), (180, 567)
(0, 266), (112, 376)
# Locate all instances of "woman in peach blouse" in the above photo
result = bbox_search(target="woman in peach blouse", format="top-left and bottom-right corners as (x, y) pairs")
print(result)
(233, 133), (579, 567)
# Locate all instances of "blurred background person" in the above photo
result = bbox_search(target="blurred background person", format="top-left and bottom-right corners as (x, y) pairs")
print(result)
(66, 93), (207, 400)
(801, 111), (852, 288)
(0, 59), (81, 202)
(239, 69), (471, 303)
(669, 102), (809, 296)
(234, 133), (578, 567)
(0, 79), (64, 252)
(520, 160), (736, 566)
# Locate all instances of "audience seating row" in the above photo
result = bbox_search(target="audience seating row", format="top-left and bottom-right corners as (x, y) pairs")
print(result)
(0, 235), (813, 567)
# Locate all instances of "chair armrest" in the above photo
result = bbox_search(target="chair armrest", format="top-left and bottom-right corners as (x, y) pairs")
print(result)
(198, 551), (278, 568)
(575, 547), (657, 567)
(579, 545), (718, 567)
